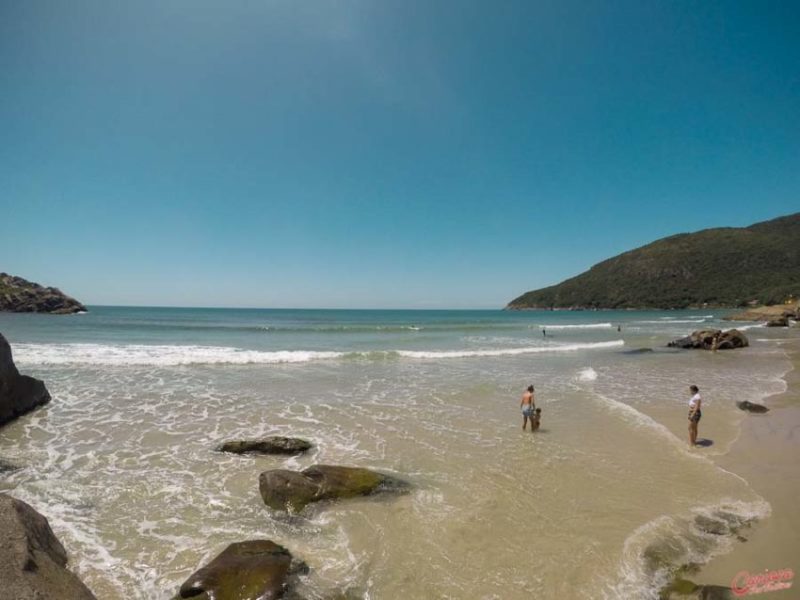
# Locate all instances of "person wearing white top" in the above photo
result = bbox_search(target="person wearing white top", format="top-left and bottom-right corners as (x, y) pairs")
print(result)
(688, 385), (702, 447)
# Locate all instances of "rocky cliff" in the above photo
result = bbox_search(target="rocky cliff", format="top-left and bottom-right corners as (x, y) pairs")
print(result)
(0, 273), (86, 314)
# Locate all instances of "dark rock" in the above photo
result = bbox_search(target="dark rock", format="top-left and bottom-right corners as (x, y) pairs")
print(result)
(0, 273), (86, 314)
(173, 539), (307, 600)
(259, 465), (409, 512)
(765, 316), (788, 327)
(667, 329), (748, 351)
(694, 515), (728, 536)
(0, 458), (22, 474)
(217, 437), (313, 456)
(715, 329), (749, 350)
(623, 348), (654, 354)
(0, 333), (51, 428)
(736, 400), (769, 414)
(661, 578), (733, 599)
(0, 493), (97, 600)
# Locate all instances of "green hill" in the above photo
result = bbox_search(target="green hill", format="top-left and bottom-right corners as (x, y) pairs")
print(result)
(507, 213), (800, 310)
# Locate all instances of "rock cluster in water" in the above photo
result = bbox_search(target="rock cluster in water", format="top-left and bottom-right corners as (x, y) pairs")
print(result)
(667, 329), (749, 350)
(0, 332), (51, 428)
(0, 493), (97, 600)
(0, 273), (86, 314)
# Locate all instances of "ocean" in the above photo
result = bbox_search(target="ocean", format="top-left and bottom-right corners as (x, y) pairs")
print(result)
(0, 307), (792, 599)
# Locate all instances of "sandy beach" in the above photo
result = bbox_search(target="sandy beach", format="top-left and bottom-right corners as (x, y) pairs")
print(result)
(691, 336), (800, 597)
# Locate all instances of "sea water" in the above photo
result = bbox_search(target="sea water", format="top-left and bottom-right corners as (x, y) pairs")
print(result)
(0, 307), (791, 599)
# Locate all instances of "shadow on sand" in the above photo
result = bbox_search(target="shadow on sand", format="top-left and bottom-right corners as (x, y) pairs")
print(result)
(695, 438), (714, 447)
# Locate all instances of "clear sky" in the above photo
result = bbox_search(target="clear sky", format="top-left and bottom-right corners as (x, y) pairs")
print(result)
(1, 1), (798, 309)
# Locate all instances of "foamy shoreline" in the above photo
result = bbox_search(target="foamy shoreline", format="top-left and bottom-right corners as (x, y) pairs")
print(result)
(689, 337), (800, 595)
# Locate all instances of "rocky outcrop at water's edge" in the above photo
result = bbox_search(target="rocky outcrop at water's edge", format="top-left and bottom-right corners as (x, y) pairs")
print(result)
(0, 273), (86, 314)
(0, 332), (51, 428)
(0, 493), (97, 600)
(667, 329), (748, 351)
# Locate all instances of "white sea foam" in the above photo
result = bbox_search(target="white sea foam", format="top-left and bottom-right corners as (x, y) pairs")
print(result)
(578, 367), (598, 381)
(13, 340), (625, 366)
(537, 322), (613, 330)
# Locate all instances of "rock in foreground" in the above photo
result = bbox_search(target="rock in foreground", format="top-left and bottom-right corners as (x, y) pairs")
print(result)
(0, 493), (97, 600)
(0, 333), (51, 428)
(667, 329), (748, 351)
(259, 465), (408, 512)
(0, 273), (86, 314)
(217, 437), (313, 456)
(173, 540), (306, 600)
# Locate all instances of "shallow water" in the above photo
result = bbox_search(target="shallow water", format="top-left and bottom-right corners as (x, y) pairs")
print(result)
(0, 308), (790, 599)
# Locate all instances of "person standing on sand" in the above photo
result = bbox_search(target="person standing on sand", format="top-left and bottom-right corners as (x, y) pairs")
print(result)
(688, 385), (702, 447)
(521, 385), (536, 431)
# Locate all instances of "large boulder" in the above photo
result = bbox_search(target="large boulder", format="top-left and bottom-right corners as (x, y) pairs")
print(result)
(172, 540), (306, 600)
(0, 333), (51, 428)
(259, 465), (408, 512)
(667, 329), (748, 351)
(217, 437), (312, 456)
(0, 493), (97, 600)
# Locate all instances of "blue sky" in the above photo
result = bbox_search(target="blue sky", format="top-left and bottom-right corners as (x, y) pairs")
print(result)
(2, 1), (798, 308)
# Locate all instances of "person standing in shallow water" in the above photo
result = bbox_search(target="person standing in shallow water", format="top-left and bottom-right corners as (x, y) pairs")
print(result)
(688, 385), (702, 447)
(521, 385), (536, 431)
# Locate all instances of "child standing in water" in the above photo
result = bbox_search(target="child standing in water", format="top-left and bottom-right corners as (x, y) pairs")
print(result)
(521, 385), (536, 431)
(531, 407), (542, 431)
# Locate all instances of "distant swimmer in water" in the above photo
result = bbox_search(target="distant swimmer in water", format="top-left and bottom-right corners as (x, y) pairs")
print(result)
(531, 407), (542, 432)
(617, 324), (621, 332)
(542, 328), (546, 337)
(521, 385), (536, 431)
(688, 385), (702, 447)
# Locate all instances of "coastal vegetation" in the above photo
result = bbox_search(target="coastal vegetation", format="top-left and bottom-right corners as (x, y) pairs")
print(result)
(507, 213), (800, 310)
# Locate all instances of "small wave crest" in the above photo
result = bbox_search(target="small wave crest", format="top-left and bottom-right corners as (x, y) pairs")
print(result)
(578, 367), (598, 381)
(536, 322), (613, 330)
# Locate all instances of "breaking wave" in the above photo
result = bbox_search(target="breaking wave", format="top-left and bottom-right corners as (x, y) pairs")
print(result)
(13, 340), (625, 366)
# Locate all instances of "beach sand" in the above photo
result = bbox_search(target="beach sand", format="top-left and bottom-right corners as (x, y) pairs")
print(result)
(690, 337), (800, 597)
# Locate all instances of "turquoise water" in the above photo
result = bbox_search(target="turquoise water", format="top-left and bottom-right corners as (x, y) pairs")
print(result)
(0, 307), (791, 599)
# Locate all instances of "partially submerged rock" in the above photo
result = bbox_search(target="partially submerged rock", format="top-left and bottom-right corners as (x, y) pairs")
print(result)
(173, 540), (307, 600)
(259, 465), (408, 512)
(667, 329), (748, 351)
(0, 333), (51, 428)
(623, 347), (654, 354)
(765, 316), (788, 327)
(0, 493), (97, 600)
(661, 578), (733, 599)
(736, 400), (769, 414)
(0, 457), (22, 474)
(217, 437), (313, 456)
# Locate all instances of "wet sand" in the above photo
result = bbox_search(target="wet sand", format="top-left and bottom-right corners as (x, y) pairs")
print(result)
(692, 337), (800, 597)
